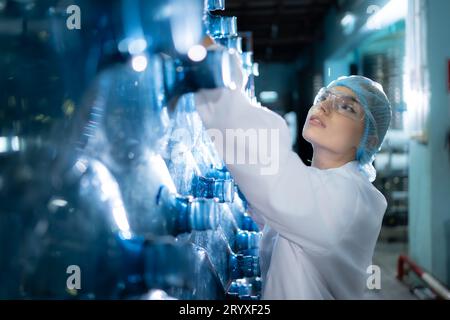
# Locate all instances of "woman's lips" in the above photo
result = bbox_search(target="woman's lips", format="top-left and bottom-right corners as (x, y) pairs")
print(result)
(309, 115), (326, 128)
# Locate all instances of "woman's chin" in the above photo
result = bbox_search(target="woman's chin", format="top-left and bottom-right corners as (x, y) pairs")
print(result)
(302, 128), (324, 145)
(303, 133), (335, 152)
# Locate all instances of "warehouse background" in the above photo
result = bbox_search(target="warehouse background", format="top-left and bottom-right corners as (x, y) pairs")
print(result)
(224, 0), (450, 298)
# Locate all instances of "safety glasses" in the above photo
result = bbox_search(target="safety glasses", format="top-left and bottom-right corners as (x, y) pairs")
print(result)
(312, 88), (365, 121)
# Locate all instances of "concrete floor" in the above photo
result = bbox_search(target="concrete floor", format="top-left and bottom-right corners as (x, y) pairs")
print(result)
(364, 227), (417, 300)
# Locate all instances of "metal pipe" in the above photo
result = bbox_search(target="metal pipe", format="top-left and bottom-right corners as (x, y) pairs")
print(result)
(397, 254), (450, 300)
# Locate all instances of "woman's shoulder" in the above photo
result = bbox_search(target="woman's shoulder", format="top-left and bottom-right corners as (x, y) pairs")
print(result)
(310, 161), (387, 212)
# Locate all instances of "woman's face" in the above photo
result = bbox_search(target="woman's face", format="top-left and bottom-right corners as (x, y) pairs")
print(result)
(302, 86), (365, 158)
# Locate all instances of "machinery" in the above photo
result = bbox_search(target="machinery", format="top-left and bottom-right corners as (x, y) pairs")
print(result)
(0, 0), (261, 300)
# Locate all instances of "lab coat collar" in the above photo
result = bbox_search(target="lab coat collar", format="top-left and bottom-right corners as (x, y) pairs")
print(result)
(312, 160), (359, 173)
(311, 160), (369, 182)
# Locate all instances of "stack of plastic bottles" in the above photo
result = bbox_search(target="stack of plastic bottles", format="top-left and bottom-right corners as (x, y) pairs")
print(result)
(0, 0), (261, 300)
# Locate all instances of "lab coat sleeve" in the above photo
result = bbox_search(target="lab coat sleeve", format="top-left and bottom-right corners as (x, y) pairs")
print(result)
(194, 88), (359, 253)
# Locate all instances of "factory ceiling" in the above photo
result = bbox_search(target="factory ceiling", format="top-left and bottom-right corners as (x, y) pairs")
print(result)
(222, 0), (340, 62)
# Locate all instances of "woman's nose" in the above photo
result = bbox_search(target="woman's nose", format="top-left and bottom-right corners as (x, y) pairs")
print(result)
(318, 101), (332, 115)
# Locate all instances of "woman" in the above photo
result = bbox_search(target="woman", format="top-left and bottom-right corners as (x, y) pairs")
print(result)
(194, 72), (392, 299)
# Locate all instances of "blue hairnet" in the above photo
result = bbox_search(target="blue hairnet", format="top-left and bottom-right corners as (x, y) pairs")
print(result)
(326, 76), (392, 182)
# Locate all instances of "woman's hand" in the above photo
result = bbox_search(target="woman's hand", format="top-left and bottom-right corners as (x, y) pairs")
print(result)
(201, 36), (247, 93)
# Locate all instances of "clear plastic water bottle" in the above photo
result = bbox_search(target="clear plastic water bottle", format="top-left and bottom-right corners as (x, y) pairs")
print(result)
(157, 186), (221, 235)
(205, 0), (225, 11)
(226, 278), (261, 300)
(192, 174), (235, 203)
(187, 226), (260, 289)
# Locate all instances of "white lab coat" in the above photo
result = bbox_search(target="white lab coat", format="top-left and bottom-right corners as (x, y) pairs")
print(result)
(194, 88), (387, 300)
